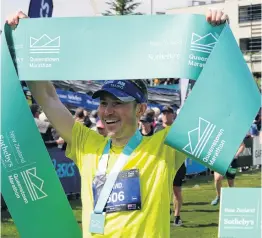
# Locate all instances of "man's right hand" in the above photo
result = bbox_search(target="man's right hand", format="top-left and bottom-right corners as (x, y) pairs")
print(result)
(6, 11), (28, 28)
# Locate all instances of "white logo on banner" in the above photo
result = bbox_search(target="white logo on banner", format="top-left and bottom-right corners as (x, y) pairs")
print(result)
(183, 117), (226, 166)
(183, 117), (216, 157)
(29, 34), (60, 54)
(190, 33), (218, 54)
(20, 167), (48, 201)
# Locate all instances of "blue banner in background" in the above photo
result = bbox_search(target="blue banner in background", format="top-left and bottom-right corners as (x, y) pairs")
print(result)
(48, 147), (81, 195)
(56, 89), (175, 111)
(24, 87), (176, 111)
(56, 89), (100, 111)
(28, 0), (53, 18)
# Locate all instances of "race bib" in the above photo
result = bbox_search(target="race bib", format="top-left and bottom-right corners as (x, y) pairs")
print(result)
(92, 169), (141, 213)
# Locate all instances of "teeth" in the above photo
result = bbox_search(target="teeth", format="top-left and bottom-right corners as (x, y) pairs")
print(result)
(105, 120), (118, 123)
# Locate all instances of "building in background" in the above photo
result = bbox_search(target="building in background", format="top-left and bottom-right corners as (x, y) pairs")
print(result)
(167, 0), (261, 87)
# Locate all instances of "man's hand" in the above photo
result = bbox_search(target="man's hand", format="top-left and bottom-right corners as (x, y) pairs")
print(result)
(206, 9), (229, 26)
(6, 11), (28, 28)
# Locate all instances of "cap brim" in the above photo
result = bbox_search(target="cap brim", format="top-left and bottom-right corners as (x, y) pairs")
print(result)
(92, 88), (136, 102)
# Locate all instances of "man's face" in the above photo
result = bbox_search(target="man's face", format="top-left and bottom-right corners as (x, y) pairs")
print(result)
(162, 111), (175, 125)
(98, 94), (139, 139)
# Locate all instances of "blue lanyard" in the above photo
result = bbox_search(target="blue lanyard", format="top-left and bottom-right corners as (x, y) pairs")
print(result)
(93, 130), (143, 214)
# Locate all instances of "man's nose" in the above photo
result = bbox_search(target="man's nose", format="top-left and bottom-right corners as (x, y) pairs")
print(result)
(104, 103), (114, 115)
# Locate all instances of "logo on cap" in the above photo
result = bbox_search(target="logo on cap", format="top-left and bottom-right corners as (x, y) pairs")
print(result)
(107, 81), (126, 90)
(118, 81), (125, 87)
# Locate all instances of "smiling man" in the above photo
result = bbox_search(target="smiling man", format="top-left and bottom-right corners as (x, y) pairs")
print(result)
(74, 80), (186, 237)
(7, 9), (228, 238)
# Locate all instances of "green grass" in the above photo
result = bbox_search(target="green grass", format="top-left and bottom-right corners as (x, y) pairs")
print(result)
(1, 170), (261, 238)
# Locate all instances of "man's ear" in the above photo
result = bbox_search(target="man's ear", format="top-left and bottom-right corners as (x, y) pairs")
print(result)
(136, 103), (147, 117)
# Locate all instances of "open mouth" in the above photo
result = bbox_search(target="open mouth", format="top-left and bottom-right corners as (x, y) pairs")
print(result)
(105, 119), (120, 125)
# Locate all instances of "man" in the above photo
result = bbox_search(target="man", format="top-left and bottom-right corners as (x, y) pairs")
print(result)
(151, 107), (161, 122)
(30, 104), (62, 148)
(30, 104), (50, 134)
(7, 10), (228, 238)
(250, 120), (259, 137)
(90, 110), (98, 125)
(211, 142), (245, 205)
(73, 107), (93, 128)
(154, 106), (177, 132)
(154, 106), (186, 226)
(74, 107), (86, 123)
(139, 115), (154, 136)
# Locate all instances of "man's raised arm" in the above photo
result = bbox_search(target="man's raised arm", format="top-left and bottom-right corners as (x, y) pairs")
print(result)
(6, 12), (74, 144)
(26, 81), (74, 144)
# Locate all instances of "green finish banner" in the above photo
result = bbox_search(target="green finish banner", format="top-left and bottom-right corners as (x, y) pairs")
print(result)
(1, 14), (260, 237)
(165, 25), (260, 175)
(1, 25), (82, 238)
(218, 188), (261, 238)
(5, 14), (224, 81)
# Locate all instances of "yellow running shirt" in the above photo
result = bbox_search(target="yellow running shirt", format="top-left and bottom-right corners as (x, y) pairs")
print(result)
(66, 122), (186, 238)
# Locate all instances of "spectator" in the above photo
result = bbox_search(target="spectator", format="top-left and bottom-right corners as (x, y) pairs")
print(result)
(145, 109), (155, 119)
(25, 90), (33, 105)
(39, 112), (48, 122)
(74, 107), (85, 123)
(151, 107), (161, 121)
(83, 116), (93, 128)
(30, 104), (50, 134)
(154, 106), (176, 132)
(140, 116), (154, 136)
(249, 121), (259, 137)
(211, 142), (245, 205)
(90, 110), (98, 125)
(31, 104), (60, 148)
(153, 78), (160, 86)
(83, 109), (89, 117)
(255, 109), (261, 131)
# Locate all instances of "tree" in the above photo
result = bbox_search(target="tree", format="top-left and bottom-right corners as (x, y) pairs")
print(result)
(104, 0), (141, 16)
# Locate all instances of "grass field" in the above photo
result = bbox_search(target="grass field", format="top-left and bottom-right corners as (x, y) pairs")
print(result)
(1, 170), (261, 238)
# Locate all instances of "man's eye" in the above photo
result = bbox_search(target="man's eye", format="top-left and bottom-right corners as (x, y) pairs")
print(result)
(113, 102), (123, 106)
(100, 101), (107, 106)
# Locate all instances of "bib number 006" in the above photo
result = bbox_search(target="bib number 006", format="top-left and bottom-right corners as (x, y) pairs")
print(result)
(107, 191), (125, 203)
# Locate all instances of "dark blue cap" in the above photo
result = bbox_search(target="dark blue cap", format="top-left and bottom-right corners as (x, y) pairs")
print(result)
(92, 80), (147, 103)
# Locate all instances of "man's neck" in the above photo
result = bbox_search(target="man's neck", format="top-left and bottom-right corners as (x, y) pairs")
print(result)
(111, 137), (130, 147)
(111, 129), (137, 147)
